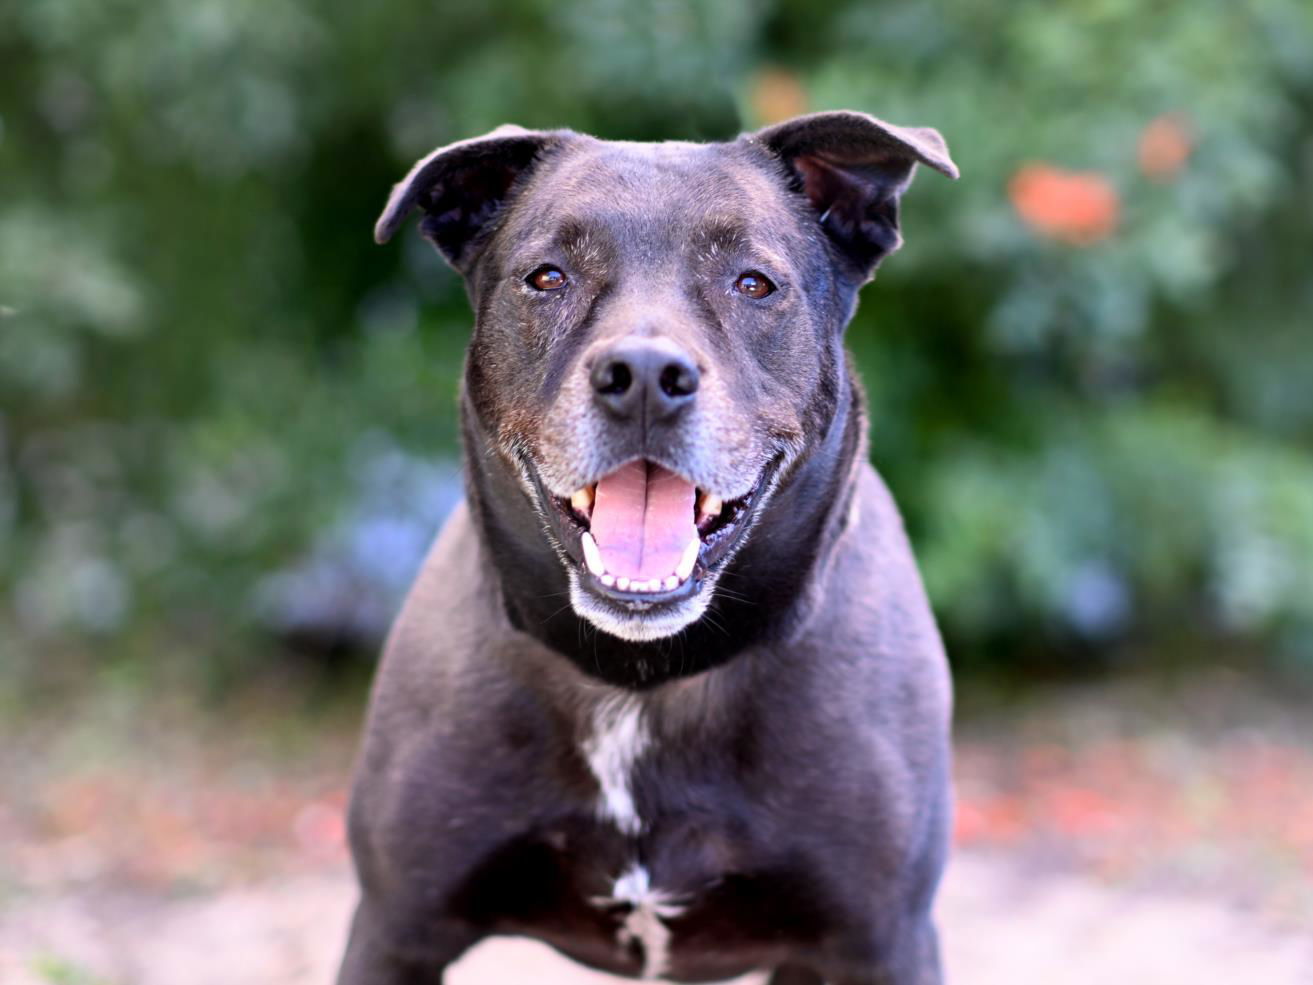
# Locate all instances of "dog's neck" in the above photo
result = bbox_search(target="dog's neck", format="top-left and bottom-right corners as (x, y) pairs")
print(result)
(459, 365), (866, 689)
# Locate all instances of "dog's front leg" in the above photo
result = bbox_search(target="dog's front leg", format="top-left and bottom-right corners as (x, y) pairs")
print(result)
(335, 900), (480, 985)
(821, 919), (943, 985)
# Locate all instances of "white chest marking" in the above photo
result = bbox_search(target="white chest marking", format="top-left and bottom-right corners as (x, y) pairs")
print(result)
(594, 864), (687, 979)
(582, 694), (650, 835)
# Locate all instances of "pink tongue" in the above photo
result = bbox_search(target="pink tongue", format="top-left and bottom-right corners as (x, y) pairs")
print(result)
(591, 461), (696, 581)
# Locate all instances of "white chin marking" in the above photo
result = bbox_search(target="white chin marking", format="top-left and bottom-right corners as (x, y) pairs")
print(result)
(568, 569), (713, 643)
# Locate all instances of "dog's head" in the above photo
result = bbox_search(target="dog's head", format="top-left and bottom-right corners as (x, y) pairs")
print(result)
(376, 113), (956, 643)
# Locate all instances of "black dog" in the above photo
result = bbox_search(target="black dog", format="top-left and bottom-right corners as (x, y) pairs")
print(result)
(338, 111), (958, 985)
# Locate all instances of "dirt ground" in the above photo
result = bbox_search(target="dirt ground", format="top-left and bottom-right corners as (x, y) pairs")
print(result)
(2, 672), (1311, 984)
(3, 853), (1311, 985)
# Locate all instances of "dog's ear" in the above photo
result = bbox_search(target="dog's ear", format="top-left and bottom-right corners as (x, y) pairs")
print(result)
(751, 110), (958, 277)
(374, 124), (564, 269)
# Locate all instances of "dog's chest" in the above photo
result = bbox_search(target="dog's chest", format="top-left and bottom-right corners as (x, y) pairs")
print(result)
(572, 695), (704, 978)
(451, 693), (829, 980)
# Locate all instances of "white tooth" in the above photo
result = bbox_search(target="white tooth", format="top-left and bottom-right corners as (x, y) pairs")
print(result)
(581, 532), (605, 576)
(675, 538), (700, 581)
(663, 575), (678, 591)
(616, 576), (630, 591)
(697, 491), (723, 519)
(600, 574), (615, 587)
(571, 486), (594, 512)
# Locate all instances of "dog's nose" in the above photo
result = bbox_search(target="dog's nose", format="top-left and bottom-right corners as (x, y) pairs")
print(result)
(590, 339), (699, 420)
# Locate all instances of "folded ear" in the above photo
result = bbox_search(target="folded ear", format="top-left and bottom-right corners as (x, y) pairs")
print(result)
(374, 124), (564, 270)
(750, 110), (958, 277)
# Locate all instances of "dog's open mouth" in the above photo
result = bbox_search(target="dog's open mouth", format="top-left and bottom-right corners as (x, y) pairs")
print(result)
(542, 460), (767, 606)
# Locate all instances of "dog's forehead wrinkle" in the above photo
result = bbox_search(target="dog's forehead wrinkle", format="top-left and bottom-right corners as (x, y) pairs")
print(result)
(548, 217), (614, 263)
(568, 138), (729, 177)
(514, 140), (796, 242)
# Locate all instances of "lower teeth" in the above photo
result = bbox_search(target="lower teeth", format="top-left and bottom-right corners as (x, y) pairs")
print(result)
(581, 535), (702, 594)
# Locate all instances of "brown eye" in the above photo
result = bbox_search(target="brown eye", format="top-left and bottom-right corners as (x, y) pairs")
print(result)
(528, 266), (567, 291)
(734, 271), (775, 299)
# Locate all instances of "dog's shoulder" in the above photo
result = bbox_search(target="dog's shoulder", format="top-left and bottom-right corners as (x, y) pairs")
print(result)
(781, 462), (952, 752)
(806, 463), (947, 663)
(358, 501), (509, 759)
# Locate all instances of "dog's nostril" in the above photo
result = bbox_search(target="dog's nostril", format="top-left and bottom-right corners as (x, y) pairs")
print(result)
(659, 362), (698, 399)
(596, 361), (633, 396)
(607, 363), (633, 395)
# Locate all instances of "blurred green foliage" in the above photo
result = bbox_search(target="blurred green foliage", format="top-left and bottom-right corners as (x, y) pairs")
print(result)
(3, 0), (1312, 683)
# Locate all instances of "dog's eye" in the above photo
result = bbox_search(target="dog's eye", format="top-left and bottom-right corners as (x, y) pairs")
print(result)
(527, 266), (568, 291)
(734, 271), (775, 299)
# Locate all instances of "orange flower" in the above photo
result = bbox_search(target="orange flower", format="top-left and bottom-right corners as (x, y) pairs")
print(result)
(750, 67), (808, 125)
(1138, 113), (1192, 180)
(1009, 163), (1120, 245)
(954, 794), (1028, 845)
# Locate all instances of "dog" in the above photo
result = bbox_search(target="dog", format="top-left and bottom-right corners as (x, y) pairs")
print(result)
(337, 110), (958, 985)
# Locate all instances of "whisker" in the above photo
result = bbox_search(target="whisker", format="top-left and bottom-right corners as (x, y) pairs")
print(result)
(542, 600), (576, 623)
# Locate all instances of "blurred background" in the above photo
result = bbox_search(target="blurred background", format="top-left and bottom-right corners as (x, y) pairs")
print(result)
(2, 0), (1312, 982)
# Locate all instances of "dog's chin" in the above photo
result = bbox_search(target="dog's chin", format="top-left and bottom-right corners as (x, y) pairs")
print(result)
(566, 568), (716, 642)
